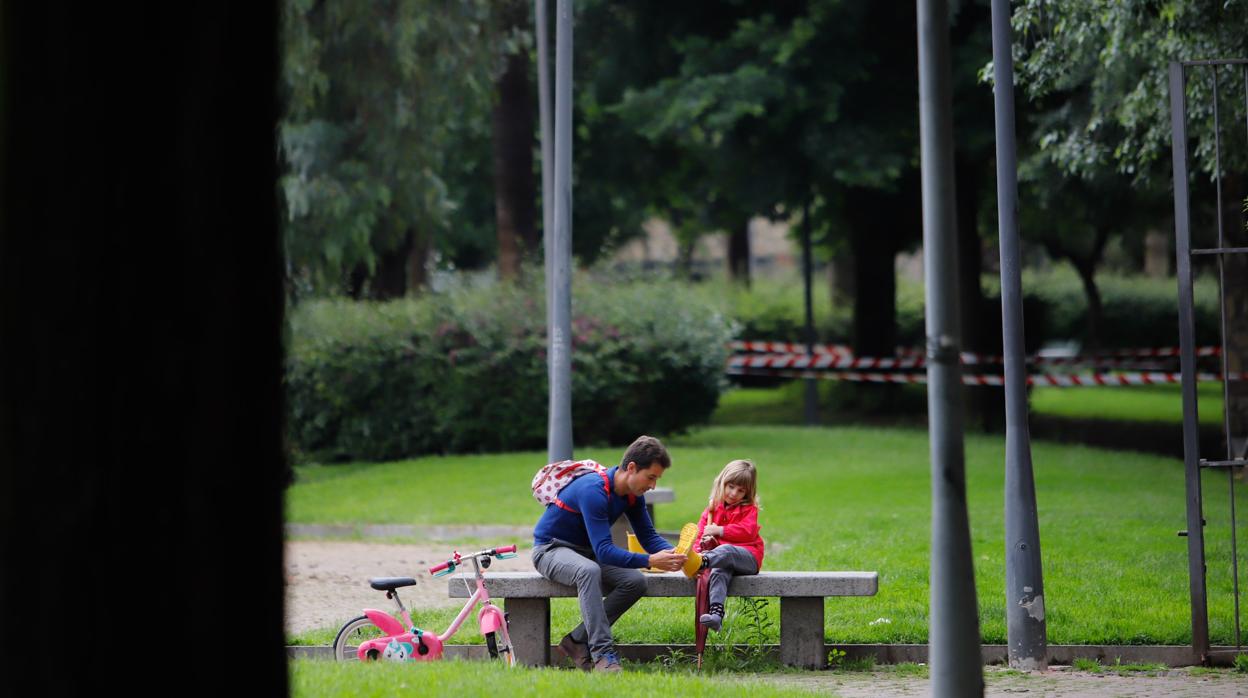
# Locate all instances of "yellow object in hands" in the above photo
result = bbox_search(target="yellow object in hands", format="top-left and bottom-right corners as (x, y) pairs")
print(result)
(627, 531), (663, 573)
(674, 522), (703, 578)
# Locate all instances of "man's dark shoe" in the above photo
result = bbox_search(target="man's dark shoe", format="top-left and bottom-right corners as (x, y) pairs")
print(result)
(592, 651), (622, 673)
(557, 634), (592, 671)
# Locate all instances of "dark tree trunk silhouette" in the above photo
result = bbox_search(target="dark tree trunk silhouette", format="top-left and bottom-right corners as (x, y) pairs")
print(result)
(492, 0), (537, 280)
(409, 229), (431, 292)
(955, 152), (1003, 432)
(728, 219), (751, 287)
(1044, 226), (1108, 352)
(846, 186), (906, 361)
(373, 232), (414, 298)
(1220, 173), (1248, 458)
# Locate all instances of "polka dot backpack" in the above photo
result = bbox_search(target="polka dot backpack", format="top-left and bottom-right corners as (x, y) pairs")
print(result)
(531, 459), (612, 513)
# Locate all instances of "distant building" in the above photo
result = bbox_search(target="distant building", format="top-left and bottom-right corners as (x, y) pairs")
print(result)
(611, 217), (799, 278)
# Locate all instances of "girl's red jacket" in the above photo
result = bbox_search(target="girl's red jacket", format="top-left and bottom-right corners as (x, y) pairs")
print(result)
(694, 501), (765, 570)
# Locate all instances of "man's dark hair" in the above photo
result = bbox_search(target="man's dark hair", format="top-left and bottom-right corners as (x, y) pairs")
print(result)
(621, 435), (671, 470)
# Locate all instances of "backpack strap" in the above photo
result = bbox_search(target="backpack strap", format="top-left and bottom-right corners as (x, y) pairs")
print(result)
(553, 467), (634, 513)
(597, 468), (637, 506)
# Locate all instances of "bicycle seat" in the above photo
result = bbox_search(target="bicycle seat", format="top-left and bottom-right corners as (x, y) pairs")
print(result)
(369, 577), (418, 591)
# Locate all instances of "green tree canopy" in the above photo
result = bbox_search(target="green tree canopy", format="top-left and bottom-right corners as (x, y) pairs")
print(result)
(279, 0), (498, 297)
(1011, 0), (1248, 183)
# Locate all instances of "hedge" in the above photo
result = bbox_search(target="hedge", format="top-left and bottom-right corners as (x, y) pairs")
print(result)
(711, 267), (1221, 351)
(285, 279), (736, 462)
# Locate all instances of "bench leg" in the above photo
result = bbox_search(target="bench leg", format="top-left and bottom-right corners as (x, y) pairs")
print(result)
(504, 598), (550, 666)
(780, 597), (825, 669)
(610, 518), (629, 548)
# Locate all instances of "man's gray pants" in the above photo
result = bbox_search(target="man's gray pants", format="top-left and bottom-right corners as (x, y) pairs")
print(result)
(531, 540), (646, 661)
(703, 544), (759, 608)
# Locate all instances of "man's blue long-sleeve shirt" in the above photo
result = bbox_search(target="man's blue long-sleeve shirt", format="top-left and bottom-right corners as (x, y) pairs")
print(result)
(532, 465), (670, 568)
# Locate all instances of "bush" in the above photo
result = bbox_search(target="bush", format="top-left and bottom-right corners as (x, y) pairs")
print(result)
(286, 299), (445, 461)
(700, 267), (1220, 352)
(1015, 268), (1222, 349)
(285, 278), (735, 462)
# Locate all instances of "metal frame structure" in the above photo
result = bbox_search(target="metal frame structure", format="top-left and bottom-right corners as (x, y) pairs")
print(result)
(1169, 58), (1248, 663)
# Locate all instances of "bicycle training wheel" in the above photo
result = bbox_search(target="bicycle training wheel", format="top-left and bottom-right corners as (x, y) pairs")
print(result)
(332, 615), (386, 661)
(485, 631), (517, 667)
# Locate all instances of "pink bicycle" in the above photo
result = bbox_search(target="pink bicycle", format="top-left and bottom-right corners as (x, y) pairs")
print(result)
(331, 544), (518, 666)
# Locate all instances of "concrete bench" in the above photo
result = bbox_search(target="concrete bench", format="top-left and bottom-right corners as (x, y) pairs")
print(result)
(448, 570), (878, 668)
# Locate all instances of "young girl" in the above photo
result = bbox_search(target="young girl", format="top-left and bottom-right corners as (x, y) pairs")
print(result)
(693, 459), (765, 631)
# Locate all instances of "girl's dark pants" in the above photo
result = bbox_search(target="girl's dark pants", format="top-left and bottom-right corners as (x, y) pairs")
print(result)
(703, 544), (759, 608)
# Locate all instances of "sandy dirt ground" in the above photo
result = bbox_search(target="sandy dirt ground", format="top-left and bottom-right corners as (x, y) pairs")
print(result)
(286, 540), (1248, 696)
(284, 540), (536, 636)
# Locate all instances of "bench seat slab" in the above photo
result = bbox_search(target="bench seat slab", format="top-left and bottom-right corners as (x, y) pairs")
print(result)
(449, 571), (878, 598)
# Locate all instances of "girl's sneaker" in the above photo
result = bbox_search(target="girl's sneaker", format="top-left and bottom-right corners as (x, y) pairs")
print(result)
(698, 612), (722, 632)
(699, 602), (725, 632)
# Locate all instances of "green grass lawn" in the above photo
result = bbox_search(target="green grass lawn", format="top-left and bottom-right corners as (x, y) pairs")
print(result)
(1030, 382), (1224, 426)
(709, 380), (1226, 427)
(290, 658), (816, 697)
(288, 422), (1247, 649)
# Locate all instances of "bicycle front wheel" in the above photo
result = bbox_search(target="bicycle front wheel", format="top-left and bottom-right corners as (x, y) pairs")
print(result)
(484, 631), (517, 667)
(332, 615), (386, 661)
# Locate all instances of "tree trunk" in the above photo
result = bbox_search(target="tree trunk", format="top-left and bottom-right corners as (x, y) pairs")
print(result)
(843, 181), (921, 413)
(1072, 260), (1103, 353)
(849, 220), (897, 360)
(408, 228), (431, 292)
(676, 235), (696, 279)
(347, 263), (368, 299)
(728, 219), (751, 287)
(1044, 228), (1108, 353)
(1220, 173), (1248, 459)
(846, 187), (898, 360)
(492, 0), (536, 280)
(829, 246), (855, 309)
(372, 232), (413, 299)
(1143, 229), (1170, 278)
(955, 153), (1003, 432)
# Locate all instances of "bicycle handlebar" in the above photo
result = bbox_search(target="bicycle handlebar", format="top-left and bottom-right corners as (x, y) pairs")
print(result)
(428, 544), (516, 576)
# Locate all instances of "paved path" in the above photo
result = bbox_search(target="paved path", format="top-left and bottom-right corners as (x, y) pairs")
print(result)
(762, 666), (1248, 697)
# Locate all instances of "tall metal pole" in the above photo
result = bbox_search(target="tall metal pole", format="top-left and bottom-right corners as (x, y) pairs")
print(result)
(801, 202), (818, 425)
(535, 0), (563, 463)
(546, 0), (574, 462)
(917, 0), (984, 694)
(990, 0), (1047, 671)
(1169, 60), (1210, 662)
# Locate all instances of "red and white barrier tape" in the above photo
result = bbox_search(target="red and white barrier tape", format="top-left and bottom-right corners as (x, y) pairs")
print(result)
(1092, 346), (1220, 358)
(727, 366), (1244, 386)
(728, 354), (925, 370)
(731, 348), (1222, 368)
(729, 340), (853, 356)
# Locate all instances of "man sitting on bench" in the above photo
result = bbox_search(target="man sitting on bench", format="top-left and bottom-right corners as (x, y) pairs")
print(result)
(530, 436), (687, 673)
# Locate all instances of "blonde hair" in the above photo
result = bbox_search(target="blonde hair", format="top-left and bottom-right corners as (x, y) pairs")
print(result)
(707, 459), (759, 510)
